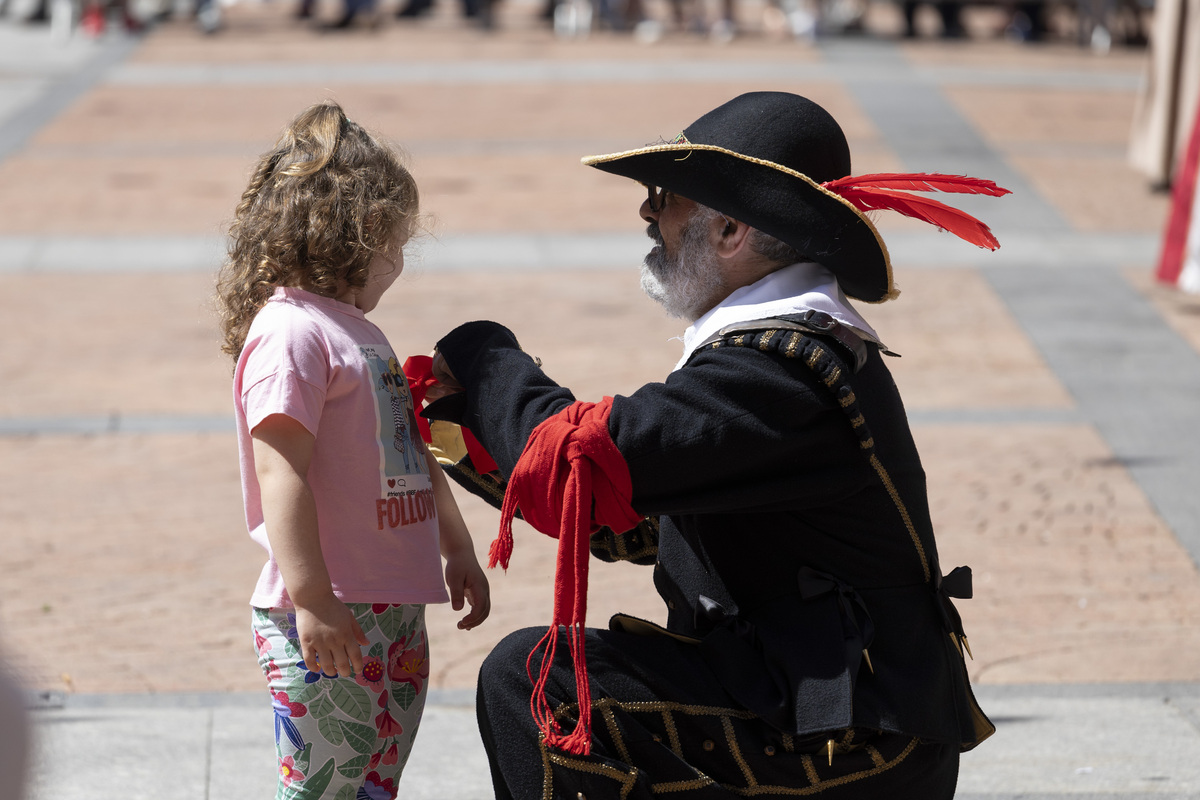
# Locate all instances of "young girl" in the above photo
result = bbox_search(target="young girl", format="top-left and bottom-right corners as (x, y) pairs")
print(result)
(216, 101), (490, 800)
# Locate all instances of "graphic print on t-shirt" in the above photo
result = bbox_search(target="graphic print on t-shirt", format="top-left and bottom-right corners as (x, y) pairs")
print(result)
(361, 344), (435, 533)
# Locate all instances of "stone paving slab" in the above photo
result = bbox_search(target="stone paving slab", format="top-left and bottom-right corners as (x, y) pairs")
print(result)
(918, 422), (1200, 684)
(18, 684), (1200, 800)
(987, 264), (1200, 569)
(943, 84), (1172, 232)
(0, 271), (231, 418)
(0, 30), (138, 162)
(957, 684), (1200, 798)
(899, 35), (1148, 74)
(945, 86), (1142, 148)
(1133, 267), (1200, 355)
(1005, 151), (1168, 232)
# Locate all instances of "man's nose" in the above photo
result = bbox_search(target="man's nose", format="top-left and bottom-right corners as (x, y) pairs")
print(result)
(640, 198), (658, 224)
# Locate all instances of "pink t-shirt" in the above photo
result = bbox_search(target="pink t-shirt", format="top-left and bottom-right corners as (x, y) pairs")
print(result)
(234, 287), (449, 608)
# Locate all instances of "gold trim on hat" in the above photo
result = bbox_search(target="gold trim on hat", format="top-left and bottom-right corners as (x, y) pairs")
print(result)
(582, 144), (897, 303)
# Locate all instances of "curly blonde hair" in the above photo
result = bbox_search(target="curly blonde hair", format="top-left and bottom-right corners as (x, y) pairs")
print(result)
(216, 101), (420, 362)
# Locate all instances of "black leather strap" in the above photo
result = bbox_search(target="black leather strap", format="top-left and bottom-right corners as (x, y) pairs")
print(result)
(696, 310), (879, 372)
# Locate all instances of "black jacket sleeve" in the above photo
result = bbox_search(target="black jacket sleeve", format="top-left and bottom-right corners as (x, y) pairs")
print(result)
(427, 320), (870, 517)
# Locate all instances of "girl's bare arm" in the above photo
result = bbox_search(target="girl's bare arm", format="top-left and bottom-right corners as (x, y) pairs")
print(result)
(426, 447), (491, 630)
(253, 414), (368, 676)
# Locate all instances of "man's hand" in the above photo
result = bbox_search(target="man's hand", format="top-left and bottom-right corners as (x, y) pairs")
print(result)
(425, 349), (463, 402)
(293, 594), (370, 678)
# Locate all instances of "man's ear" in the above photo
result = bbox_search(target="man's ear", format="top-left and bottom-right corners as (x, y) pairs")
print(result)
(713, 216), (753, 259)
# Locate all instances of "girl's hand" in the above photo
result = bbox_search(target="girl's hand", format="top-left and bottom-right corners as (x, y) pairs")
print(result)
(425, 444), (489, 630)
(444, 552), (491, 631)
(293, 594), (370, 678)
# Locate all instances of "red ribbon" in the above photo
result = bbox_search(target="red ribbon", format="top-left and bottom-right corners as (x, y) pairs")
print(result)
(401, 355), (498, 475)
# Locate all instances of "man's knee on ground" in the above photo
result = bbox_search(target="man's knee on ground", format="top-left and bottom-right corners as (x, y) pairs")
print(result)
(478, 626), (549, 699)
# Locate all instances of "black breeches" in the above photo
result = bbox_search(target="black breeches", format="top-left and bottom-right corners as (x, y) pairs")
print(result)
(476, 627), (960, 800)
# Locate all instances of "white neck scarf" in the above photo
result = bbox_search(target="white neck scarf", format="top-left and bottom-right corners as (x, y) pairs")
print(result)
(673, 262), (882, 372)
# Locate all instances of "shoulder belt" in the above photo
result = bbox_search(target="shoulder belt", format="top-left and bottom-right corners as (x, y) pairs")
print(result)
(696, 309), (884, 372)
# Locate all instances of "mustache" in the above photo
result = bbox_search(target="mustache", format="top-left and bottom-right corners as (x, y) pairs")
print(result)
(645, 222), (663, 246)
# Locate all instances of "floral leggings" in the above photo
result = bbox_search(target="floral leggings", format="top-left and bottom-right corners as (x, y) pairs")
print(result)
(253, 604), (430, 800)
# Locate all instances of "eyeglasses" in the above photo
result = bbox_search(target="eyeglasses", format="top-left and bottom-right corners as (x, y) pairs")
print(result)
(644, 184), (670, 213)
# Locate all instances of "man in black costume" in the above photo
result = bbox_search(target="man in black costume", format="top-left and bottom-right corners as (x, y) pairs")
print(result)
(418, 91), (1004, 800)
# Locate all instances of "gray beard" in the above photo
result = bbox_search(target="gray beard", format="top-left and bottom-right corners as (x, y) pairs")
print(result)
(640, 211), (726, 321)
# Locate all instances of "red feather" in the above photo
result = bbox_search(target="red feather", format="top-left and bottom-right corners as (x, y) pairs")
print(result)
(823, 173), (1011, 197)
(833, 186), (1002, 250)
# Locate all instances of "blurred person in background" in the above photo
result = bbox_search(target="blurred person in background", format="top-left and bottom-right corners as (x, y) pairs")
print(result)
(900, 0), (964, 37)
(394, 0), (496, 26)
(80, 0), (142, 33)
(1129, 0), (1200, 190)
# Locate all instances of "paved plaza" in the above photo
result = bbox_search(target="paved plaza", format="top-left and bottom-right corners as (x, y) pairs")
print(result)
(2, 1), (1200, 797)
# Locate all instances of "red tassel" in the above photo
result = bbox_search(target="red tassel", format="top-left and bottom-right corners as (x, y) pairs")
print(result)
(495, 398), (641, 756)
(487, 525), (514, 571)
(822, 172), (1010, 251)
(528, 624), (593, 755)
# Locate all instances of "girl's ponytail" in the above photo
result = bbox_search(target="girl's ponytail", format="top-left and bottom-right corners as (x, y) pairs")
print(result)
(216, 102), (419, 363)
(278, 103), (344, 179)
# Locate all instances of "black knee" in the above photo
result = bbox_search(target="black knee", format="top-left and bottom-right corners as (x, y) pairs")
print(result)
(480, 628), (549, 705)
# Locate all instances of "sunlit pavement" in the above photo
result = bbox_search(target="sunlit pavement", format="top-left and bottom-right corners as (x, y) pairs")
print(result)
(3, 3), (1199, 796)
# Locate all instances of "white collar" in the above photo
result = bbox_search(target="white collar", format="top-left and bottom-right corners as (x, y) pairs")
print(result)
(673, 262), (881, 372)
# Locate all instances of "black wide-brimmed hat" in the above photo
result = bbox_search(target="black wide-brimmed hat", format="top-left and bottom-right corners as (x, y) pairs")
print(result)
(583, 91), (1009, 303)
